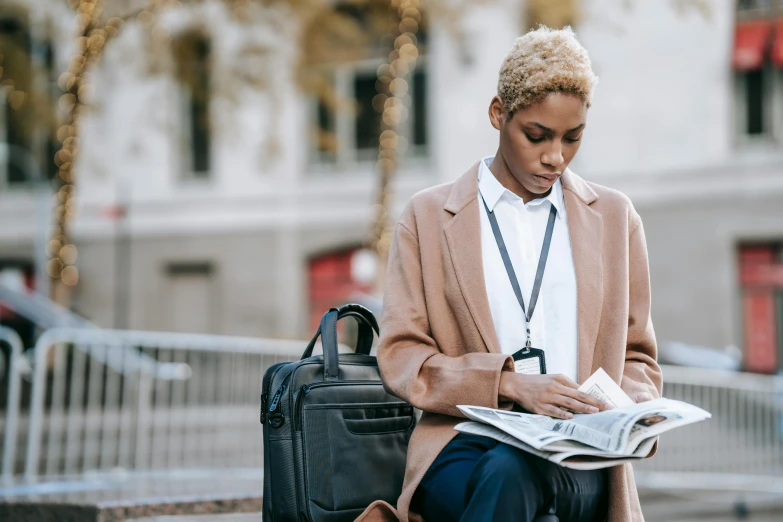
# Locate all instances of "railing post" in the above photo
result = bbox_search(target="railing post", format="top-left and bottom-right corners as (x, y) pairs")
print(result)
(1, 327), (24, 482)
(134, 374), (153, 470)
(24, 333), (54, 480)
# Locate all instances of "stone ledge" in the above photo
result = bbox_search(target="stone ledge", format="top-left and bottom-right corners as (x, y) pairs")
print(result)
(0, 470), (262, 522)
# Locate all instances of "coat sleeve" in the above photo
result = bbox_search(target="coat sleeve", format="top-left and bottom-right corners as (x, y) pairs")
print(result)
(378, 220), (514, 418)
(622, 214), (663, 400)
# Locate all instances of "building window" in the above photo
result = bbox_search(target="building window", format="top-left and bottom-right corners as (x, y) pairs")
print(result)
(353, 69), (382, 152)
(737, 67), (771, 136)
(312, 60), (428, 165)
(0, 14), (33, 187)
(737, 0), (773, 14)
(43, 40), (60, 182)
(174, 32), (212, 178)
(303, 1), (429, 168)
(525, 0), (578, 31)
(745, 69), (765, 135)
(732, 5), (783, 142)
(411, 67), (428, 148)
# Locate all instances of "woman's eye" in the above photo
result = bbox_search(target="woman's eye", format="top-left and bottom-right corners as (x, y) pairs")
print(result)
(564, 136), (582, 143)
(526, 134), (545, 143)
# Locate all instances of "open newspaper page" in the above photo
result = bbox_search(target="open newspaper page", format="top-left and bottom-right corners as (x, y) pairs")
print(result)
(456, 368), (711, 465)
(457, 399), (707, 454)
(455, 422), (660, 470)
(623, 403), (710, 453)
(536, 398), (709, 453)
(457, 406), (571, 450)
(454, 422), (555, 461)
(572, 368), (711, 453)
(548, 434), (658, 465)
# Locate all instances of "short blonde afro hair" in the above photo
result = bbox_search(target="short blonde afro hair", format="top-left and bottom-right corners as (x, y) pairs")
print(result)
(498, 26), (598, 115)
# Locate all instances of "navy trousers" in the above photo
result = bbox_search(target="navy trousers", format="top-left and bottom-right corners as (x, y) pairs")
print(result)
(412, 433), (608, 522)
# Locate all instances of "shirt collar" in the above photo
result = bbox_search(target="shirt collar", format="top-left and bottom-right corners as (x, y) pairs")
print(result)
(477, 156), (565, 219)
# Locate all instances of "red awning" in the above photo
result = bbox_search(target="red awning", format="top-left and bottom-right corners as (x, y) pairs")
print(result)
(772, 19), (783, 68)
(733, 19), (772, 71)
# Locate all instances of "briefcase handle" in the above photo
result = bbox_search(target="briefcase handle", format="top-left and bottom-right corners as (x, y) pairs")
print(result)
(301, 304), (379, 380)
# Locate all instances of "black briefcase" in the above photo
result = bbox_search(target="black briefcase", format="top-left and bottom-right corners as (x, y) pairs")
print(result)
(261, 304), (415, 522)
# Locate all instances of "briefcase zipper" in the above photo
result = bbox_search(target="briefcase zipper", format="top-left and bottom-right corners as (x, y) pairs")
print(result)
(267, 373), (292, 428)
(260, 362), (289, 424)
(293, 380), (384, 432)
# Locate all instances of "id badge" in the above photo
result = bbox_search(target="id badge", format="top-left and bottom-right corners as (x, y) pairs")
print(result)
(512, 347), (546, 375)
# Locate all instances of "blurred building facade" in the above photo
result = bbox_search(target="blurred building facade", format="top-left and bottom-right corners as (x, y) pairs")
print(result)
(0, 0), (781, 371)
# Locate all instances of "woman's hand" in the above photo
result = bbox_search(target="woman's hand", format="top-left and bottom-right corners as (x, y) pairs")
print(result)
(498, 372), (610, 420)
(630, 391), (653, 403)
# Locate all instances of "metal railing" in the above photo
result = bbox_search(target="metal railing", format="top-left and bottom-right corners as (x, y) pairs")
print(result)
(21, 328), (304, 480)
(3, 328), (783, 494)
(0, 326), (26, 482)
(634, 364), (783, 493)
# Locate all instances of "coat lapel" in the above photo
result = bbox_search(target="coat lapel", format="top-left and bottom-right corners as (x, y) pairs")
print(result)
(441, 165), (604, 373)
(562, 170), (604, 383)
(443, 165), (501, 354)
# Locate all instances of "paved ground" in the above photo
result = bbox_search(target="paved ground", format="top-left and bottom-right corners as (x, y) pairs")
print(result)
(641, 490), (783, 522)
(129, 497), (783, 522)
(128, 493), (783, 522)
(5, 471), (782, 521)
(130, 515), (262, 522)
(132, 508), (783, 522)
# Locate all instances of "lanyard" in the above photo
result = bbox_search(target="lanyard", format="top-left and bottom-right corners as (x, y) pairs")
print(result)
(481, 194), (557, 353)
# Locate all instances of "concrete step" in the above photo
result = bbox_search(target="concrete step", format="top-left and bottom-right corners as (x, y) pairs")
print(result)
(0, 470), (262, 522)
(129, 513), (262, 522)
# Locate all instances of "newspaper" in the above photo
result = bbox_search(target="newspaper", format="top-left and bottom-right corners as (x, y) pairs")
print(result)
(455, 368), (711, 470)
(579, 368), (634, 409)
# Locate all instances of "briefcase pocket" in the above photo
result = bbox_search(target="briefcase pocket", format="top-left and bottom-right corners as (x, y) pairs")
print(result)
(343, 408), (414, 435)
(303, 402), (414, 516)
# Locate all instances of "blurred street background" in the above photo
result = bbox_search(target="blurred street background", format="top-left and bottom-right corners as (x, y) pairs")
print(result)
(0, 0), (782, 520)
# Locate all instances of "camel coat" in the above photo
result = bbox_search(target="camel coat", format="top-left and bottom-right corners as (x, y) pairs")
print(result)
(357, 163), (662, 522)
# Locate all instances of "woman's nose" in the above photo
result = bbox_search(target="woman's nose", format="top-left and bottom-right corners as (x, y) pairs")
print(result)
(541, 142), (564, 168)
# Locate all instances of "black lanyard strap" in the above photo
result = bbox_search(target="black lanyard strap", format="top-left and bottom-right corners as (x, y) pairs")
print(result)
(481, 194), (557, 350)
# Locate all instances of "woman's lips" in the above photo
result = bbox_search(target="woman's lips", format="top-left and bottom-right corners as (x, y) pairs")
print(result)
(533, 173), (559, 186)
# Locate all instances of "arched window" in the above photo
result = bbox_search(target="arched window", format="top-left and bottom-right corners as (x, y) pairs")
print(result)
(43, 38), (60, 182)
(173, 31), (212, 178)
(301, 1), (429, 167)
(0, 12), (33, 186)
(525, 0), (578, 31)
(732, 0), (782, 141)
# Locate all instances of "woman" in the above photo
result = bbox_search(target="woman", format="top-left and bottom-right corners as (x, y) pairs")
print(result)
(359, 26), (661, 522)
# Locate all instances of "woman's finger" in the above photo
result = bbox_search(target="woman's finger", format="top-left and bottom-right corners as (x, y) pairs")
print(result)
(630, 391), (653, 403)
(553, 374), (579, 389)
(543, 404), (573, 420)
(558, 386), (607, 410)
(558, 396), (599, 414)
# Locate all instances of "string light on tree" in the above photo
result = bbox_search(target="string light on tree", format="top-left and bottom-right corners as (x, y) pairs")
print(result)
(50, 0), (428, 302)
(48, 0), (169, 300)
(370, 0), (422, 293)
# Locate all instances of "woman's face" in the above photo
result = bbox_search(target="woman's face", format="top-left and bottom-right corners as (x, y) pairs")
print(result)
(489, 93), (587, 196)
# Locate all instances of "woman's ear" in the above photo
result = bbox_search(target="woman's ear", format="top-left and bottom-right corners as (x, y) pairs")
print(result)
(488, 96), (506, 132)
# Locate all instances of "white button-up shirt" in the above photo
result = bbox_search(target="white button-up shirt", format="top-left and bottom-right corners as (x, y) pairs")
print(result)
(478, 157), (578, 382)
